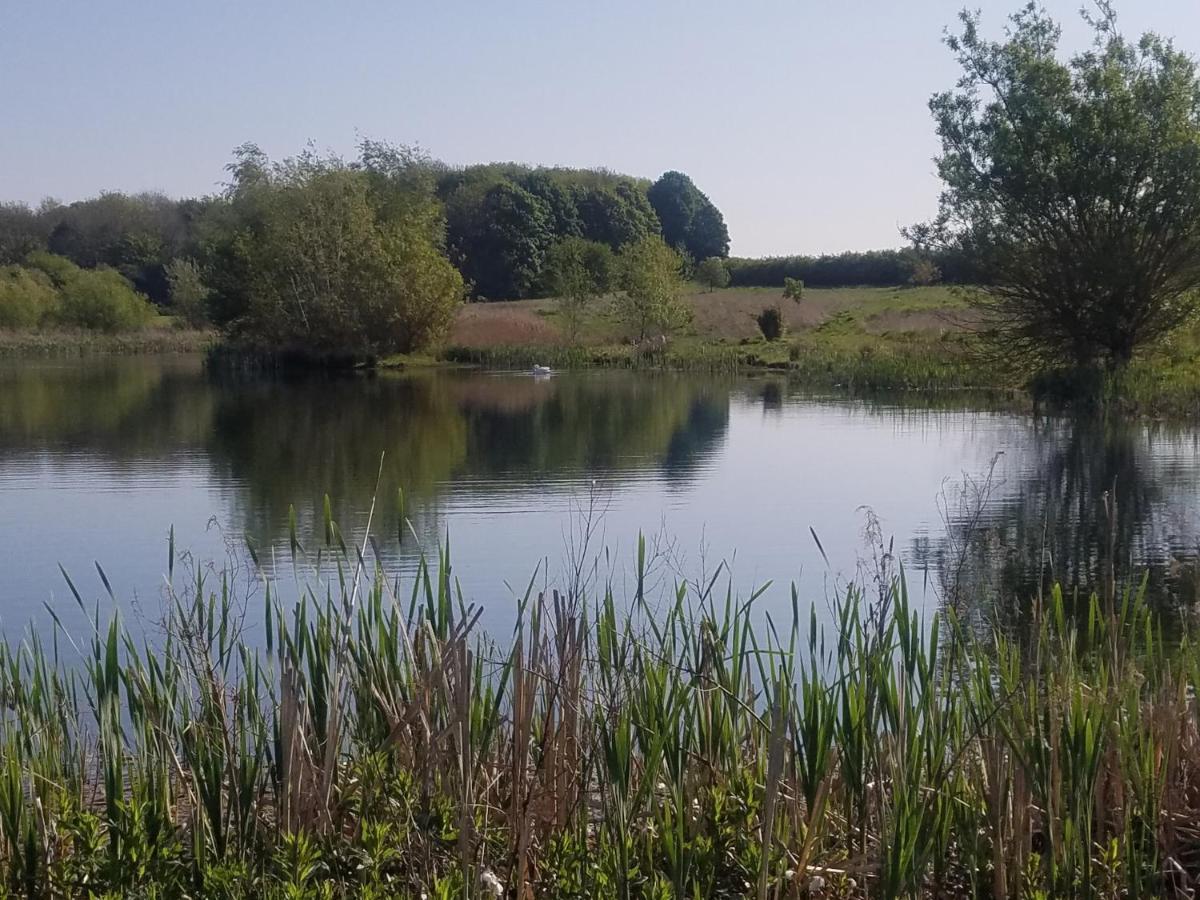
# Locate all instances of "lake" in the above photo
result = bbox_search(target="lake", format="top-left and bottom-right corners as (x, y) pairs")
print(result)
(3, 355), (1200, 642)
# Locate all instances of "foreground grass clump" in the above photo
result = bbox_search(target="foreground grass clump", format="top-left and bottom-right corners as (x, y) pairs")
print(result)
(2, 516), (1200, 897)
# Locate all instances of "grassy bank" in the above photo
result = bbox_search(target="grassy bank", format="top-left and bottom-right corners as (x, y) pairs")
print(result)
(0, 518), (1197, 897)
(444, 285), (1200, 415)
(444, 285), (996, 393)
(0, 324), (215, 357)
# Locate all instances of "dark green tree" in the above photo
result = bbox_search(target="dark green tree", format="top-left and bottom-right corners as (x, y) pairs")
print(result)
(907, 2), (1200, 370)
(520, 171), (584, 239)
(647, 171), (730, 261)
(447, 182), (554, 299)
(577, 182), (660, 250)
(0, 202), (48, 265)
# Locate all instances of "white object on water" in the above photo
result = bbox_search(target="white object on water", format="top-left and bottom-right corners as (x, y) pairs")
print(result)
(532, 364), (552, 376)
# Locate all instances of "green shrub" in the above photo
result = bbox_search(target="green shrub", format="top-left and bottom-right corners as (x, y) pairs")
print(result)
(756, 304), (784, 341)
(24, 250), (81, 287)
(0, 266), (57, 328)
(55, 267), (155, 332)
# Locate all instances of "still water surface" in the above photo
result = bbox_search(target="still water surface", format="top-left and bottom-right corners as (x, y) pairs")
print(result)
(2, 355), (1200, 640)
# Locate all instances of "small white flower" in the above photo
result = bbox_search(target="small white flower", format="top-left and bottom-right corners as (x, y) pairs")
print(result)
(784, 868), (796, 881)
(808, 874), (827, 894)
(479, 869), (504, 898)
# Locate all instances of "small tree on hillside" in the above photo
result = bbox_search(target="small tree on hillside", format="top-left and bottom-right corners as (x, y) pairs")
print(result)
(697, 256), (731, 292)
(543, 237), (613, 342)
(615, 236), (692, 341)
(908, 257), (941, 287)
(907, 2), (1200, 371)
(783, 277), (804, 304)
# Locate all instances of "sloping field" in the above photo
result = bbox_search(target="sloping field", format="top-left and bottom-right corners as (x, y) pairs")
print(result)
(446, 285), (970, 348)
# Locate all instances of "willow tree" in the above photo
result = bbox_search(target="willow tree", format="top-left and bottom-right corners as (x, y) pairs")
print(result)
(907, 3), (1200, 370)
(219, 144), (463, 359)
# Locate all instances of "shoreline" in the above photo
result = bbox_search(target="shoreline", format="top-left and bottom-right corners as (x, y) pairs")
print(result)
(0, 327), (216, 357)
(4, 298), (1199, 419)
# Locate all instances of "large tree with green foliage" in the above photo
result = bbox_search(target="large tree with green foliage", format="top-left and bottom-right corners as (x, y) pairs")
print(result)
(908, 2), (1200, 370)
(222, 145), (463, 358)
(446, 182), (554, 299)
(615, 236), (691, 341)
(647, 171), (730, 261)
(576, 182), (660, 250)
(435, 165), (662, 298)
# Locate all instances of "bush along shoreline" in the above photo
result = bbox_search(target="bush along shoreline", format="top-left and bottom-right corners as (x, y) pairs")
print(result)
(0, 511), (1196, 897)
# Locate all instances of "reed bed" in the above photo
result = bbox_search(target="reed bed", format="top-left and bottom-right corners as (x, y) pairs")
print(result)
(1, 510), (1200, 898)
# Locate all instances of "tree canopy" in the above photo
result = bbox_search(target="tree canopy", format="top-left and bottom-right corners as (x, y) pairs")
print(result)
(438, 165), (711, 299)
(615, 236), (692, 341)
(217, 144), (464, 358)
(0, 144), (741, 354)
(445, 181), (554, 300)
(908, 2), (1200, 370)
(647, 171), (730, 261)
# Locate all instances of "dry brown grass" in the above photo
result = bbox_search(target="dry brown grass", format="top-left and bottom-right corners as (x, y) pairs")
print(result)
(447, 285), (970, 348)
(450, 300), (563, 348)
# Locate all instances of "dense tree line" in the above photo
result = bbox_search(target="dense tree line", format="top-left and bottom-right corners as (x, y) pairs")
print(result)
(0, 144), (736, 355)
(437, 165), (728, 299)
(726, 248), (978, 288)
(1, 139), (1018, 359)
(0, 151), (733, 318)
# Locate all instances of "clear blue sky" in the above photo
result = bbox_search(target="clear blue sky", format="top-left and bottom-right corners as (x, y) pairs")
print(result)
(3, 1), (1198, 256)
